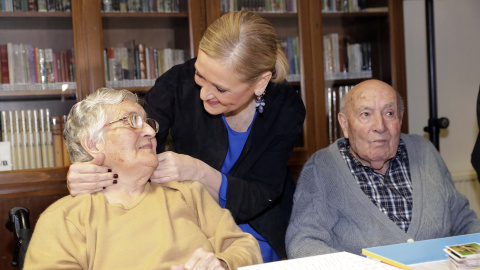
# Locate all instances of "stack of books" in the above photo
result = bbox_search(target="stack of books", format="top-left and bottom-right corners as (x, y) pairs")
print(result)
(445, 243), (480, 270)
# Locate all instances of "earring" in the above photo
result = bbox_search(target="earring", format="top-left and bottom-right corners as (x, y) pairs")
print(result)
(255, 92), (265, 113)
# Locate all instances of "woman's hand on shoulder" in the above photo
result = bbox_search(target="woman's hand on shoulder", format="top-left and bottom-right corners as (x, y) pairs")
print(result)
(67, 153), (118, 196)
(150, 151), (200, 183)
(170, 248), (228, 270)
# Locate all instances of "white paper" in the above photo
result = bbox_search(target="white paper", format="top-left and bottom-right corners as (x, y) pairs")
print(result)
(239, 252), (400, 270)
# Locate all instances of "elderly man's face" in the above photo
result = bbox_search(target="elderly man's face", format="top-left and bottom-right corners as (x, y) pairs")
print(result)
(338, 80), (402, 173)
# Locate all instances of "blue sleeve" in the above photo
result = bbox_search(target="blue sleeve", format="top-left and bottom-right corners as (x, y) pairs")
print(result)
(219, 174), (228, 208)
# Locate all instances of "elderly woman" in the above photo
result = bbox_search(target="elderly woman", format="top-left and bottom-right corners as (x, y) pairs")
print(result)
(24, 88), (262, 270)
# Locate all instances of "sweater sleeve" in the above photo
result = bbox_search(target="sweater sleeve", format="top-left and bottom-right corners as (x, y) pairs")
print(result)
(24, 204), (87, 269)
(285, 151), (341, 258)
(187, 181), (263, 269)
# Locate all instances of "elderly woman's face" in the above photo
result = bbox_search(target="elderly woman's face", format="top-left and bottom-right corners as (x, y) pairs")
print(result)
(98, 99), (158, 171)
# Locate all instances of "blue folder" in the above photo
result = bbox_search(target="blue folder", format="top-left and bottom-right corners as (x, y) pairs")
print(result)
(362, 233), (480, 268)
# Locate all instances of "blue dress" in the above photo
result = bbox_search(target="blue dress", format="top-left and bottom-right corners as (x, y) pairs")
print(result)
(218, 114), (280, 263)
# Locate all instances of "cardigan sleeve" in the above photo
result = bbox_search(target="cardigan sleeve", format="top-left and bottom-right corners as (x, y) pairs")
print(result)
(285, 151), (341, 258)
(185, 181), (263, 269)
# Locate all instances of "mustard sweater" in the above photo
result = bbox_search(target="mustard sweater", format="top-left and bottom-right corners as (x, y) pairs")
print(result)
(24, 181), (262, 269)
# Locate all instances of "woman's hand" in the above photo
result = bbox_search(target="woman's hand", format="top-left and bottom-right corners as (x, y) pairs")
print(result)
(151, 151), (200, 183)
(170, 248), (228, 270)
(151, 151), (222, 202)
(67, 153), (118, 196)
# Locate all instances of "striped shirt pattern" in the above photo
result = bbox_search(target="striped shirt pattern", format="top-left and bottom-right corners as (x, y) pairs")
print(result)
(338, 139), (413, 232)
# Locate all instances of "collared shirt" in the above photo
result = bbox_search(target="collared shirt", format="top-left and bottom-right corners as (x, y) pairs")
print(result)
(338, 138), (413, 232)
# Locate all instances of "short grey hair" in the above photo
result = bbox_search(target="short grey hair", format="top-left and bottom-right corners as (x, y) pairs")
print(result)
(64, 88), (138, 163)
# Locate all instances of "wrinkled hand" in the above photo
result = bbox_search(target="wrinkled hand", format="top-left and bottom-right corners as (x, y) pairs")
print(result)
(170, 248), (227, 270)
(150, 151), (200, 184)
(67, 153), (118, 196)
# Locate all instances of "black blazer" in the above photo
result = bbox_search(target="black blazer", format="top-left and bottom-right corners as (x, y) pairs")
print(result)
(144, 58), (306, 258)
(471, 84), (480, 178)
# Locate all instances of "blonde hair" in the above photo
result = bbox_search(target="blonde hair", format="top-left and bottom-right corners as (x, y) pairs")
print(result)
(64, 88), (138, 163)
(199, 10), (289, 84)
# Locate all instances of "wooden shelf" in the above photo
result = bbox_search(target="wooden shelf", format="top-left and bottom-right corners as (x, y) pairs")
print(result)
(101, 11), (188, 18)
(0, 11), (72, 17)
(0, 89), (77, 99)
(321, 11), (388, 18)
(0, 167), (69, 199)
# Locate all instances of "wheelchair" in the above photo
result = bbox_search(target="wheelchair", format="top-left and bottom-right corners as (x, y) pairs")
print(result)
(5, 207), (33, 269)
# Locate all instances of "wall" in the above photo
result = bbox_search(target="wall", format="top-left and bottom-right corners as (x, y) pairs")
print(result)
(403, 0), (480, 213)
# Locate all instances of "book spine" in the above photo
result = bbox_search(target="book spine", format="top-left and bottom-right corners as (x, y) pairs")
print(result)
(33, 109), (43, 168)
(37, 48), (48, 84)
(27, 44), (37, 83)
(51, 116), (64, 167)
(137, 43), (146, 79)
(45, 48), (55, 83)
(45, 109), (55, 168)
(26, 110), (36, 169)
(14, 110), (24, 170)
(7, 111), (17, 170)
(39, 109), (50, 168)
(1, 111), (7, 143)
(20, 110), (30, 169)
(7, 43), (14, 84)
(37, 0), (47, 11)
(0, 44), (9, 84)
(27, 0), (36, 11)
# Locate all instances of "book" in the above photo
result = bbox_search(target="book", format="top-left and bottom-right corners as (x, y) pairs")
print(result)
(7, 111), (17, 170)
(136, 43), (146, 79)
(37, 0), (47, 11)
(51, 116), (64, 167)
(26, 110), (36, 169)
(362, 233), (480, 269)
(0, 44), (9, 84)
(45, 48), (55, 83)
(32, 109), (43, 169)
(39, 109), (50, 168)
(14, 110), (24, 170)
(1, 111), (7, 143)
(20, 110), (30, 169)
(0, 141), (12, 171)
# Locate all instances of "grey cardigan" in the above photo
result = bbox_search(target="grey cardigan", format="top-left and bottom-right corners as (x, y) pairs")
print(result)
(286, 134), (480, 258)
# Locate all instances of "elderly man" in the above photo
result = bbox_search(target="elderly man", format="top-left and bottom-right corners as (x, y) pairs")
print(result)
(286, 79), (480, 258)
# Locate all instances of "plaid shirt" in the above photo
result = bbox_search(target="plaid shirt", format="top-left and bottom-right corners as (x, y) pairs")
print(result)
(338, 139), (413, 232)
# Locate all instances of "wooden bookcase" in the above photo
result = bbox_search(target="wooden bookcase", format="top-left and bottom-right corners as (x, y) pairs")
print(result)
(0, 0), (407, 266)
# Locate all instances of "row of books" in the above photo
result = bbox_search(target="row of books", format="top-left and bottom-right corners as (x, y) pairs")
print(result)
(323, 33), (372, 81)
(221, 0), (297, 13)
(104, 40), (185, 86)
(0, 0), (71, 12)
(278, 36), (301, 82)
(445, 242), (480, 270)
(0, 43), (76, 87)
(0, 109), (71, 171)
(101, 0), (182, 13)
(326, 85), (354, 144)
(321, 0), (367, 13)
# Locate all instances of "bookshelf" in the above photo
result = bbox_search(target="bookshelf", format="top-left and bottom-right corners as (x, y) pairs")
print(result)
(0, 0), (407, 264)
(0, 1), (205, 267)
(206, 0), (407, 178)
(310, 0), (408, 148)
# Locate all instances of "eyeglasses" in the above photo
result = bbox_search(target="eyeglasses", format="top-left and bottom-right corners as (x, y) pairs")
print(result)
(107, 114), (159, 133)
